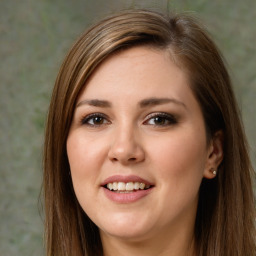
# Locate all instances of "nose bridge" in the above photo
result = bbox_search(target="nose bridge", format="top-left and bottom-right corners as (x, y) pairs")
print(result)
(108, 121), (144, 164)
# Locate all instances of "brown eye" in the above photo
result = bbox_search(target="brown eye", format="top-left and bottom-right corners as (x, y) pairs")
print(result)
(144, 113), (177, 126)
(90, 116), (104, 125)
(151, 116), (168, 125)
(81, 113), (109, 126)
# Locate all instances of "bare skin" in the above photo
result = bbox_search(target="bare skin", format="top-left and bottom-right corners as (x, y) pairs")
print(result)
(67, 46), (223, 256)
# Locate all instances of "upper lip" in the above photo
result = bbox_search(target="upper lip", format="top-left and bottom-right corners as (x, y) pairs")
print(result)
(101, 175), (153, 186)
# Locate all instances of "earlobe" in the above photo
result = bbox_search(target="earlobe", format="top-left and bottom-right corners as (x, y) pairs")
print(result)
(203, 130), (224, 179)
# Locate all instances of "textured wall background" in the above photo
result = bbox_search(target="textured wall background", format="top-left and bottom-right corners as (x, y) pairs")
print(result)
(0, 0), (255, 255)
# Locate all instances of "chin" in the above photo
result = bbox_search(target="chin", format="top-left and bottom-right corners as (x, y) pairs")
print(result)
(100, 227), (152, 242)
(97, 213), (154, 241)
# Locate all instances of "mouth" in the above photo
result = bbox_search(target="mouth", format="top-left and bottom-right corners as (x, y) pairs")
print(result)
(104, 181), (153, 193)
(101, 175), (154, 203)
(101, 175), (154, 201)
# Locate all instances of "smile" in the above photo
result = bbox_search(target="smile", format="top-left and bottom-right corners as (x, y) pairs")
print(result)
(105, 182), (151, 192)
(101, 175), (154, 203)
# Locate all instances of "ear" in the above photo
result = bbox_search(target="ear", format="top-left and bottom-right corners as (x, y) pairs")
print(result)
(203, 130), (224, 179)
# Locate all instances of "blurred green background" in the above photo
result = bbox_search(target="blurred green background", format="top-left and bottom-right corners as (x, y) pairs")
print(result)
(0, 0), (255, 255)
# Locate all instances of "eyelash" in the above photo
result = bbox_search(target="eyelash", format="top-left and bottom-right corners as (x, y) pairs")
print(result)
(80, 113), (110, 126)
(144, 112), (177, 126)
(80, 112), (177, 127)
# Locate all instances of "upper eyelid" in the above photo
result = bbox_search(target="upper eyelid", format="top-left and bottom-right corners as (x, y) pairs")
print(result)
(77, 111), (177, 124)
(84, 112), (108, 118)
(80, 113), (110, 124)
(145, 111), (177, 122)
(145, 112), (176, 119)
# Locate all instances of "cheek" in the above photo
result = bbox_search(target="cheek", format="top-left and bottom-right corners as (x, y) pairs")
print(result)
(66, 133), (104, 208)
(66, 132), (106, 177)
(148, 130), (207, 183)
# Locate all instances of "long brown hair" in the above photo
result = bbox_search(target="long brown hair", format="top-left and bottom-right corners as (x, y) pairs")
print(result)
(43, 9), (255, 256)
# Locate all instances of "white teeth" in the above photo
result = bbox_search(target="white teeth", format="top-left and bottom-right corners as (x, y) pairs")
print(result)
(126, 182), (134, 191)
(107, 183), (113, 190)
(134, 182), (140, 190)
(113, 182), (118, 191)
(139, 183), (145, 190)
(106, 181), (151, 191)
(118, 182), (126, 190)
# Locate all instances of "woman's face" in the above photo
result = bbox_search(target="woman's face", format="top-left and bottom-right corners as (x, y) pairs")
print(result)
(67, 46), (214, 243)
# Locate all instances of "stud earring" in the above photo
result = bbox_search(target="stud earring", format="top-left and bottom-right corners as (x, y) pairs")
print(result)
(211, 168), (217, 175)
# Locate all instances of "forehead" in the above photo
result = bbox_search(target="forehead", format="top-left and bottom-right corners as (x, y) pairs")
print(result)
(78, 46), (191, 101)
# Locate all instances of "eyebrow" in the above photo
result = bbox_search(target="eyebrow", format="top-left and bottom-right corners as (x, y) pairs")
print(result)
(76, 97), (186, 109)
(76, 99), (112, 108)
(139, 97), (187, 109)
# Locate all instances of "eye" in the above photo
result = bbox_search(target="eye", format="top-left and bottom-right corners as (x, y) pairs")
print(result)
(81, 113), (110, 126)
(144, 112), (177, 126)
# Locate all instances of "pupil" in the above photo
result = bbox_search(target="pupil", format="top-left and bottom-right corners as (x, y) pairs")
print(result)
(94, 117), (103, 124)
(155, 117), (164, 124)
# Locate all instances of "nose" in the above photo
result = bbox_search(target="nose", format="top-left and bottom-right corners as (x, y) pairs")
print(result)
(108, 126), (145, 165)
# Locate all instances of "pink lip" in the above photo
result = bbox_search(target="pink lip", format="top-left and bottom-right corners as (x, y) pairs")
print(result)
(101, 175), (153, 186)
(101, 175), (154, 204)
(102, 187), (153, 203)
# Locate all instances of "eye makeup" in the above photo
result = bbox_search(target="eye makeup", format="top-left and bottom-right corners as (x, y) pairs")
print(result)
(143, 112), (178, 126)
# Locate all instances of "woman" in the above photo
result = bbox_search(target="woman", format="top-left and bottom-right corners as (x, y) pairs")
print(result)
(43, 9), (255, 256)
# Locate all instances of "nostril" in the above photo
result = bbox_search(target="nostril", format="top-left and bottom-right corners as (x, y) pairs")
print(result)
(128, 157), (137, 161)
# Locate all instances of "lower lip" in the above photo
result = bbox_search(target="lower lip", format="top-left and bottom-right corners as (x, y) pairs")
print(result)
(102, 187), (153, 203)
